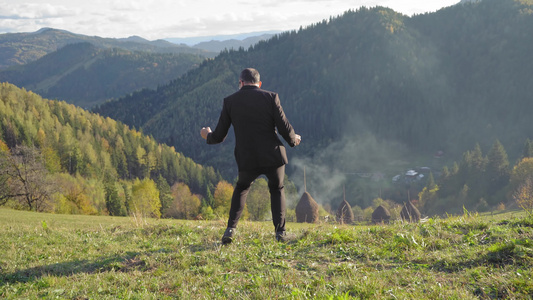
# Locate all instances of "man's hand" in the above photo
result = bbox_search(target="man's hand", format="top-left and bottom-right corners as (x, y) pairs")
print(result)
(201, 127), (212, 140)
(294, 134), (301, 146)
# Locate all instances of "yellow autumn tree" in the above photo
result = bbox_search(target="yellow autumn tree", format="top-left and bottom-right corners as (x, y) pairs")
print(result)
(131, 178), (161, 218)
(509, 158), (533, 189)
(418, 186), (439, 213)
(513, 177), (533, 216)
(246, 178), (270, 221)
(0, 139), (8, 152)
(213, 180), (233, 218)
(510, 158), (533, 215)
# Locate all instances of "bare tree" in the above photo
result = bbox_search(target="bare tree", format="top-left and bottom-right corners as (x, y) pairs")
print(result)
(0, 145), (54, 211)
(0, 150), (12, 206)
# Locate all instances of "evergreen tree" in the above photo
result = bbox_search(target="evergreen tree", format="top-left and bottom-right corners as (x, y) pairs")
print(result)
(104, 180), (125, 216)
(156, 175), (173, 215)
(461, 144), (487, 207)
(104, 171), (125, 216)
(122, 182), (132, 214)
(203, 182), (215, 208)
(426, 172), (436, 190)
(438, 163), (458, 199)
(485, 140), (510, 200)
(418, 172), (439, 213)
(523, 139), (533, 158)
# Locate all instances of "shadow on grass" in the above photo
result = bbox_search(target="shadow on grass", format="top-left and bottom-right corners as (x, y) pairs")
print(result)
(0, 251), (146, 286)
(430, 240), (533, 273)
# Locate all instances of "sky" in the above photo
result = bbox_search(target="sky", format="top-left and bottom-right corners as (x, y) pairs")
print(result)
(0, 0), (460, 41)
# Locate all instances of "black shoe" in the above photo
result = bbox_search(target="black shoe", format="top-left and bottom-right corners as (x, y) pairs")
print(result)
(221, 227), (236, 245)
(276, 231), (289, 242)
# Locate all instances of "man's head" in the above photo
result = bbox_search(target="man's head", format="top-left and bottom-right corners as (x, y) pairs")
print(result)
(239, 68), (261, 88)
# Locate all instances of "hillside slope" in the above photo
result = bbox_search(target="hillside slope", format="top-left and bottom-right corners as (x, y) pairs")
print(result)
(0, 82), (220, 203)
(95, 0), (533, 181)
(0, 42), (205, 108)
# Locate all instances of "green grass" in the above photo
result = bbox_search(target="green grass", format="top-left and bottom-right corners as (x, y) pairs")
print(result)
(1, 208), (532, 299)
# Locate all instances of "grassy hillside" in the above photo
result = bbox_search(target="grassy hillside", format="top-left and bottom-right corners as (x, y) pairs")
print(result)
(1, 208), (531, 299)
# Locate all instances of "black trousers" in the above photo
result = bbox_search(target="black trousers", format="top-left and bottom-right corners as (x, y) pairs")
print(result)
(227, 165), (286, 233)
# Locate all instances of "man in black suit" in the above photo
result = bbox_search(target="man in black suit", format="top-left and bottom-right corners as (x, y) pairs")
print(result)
(200, 68), (301, 244)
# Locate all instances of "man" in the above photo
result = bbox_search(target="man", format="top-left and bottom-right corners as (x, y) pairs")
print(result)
(200, 68), (301, 244)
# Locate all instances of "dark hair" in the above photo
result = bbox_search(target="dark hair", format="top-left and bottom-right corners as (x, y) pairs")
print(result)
(240, 68), (260, 83)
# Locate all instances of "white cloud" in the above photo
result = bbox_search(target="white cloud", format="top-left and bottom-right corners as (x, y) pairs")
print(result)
(0, 0), (460, 39)
(110, 0), (145, 11)
(0, 3), (76, 19)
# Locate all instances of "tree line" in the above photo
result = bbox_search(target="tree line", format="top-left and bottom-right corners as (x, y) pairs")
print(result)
(416, 139), (533, 216)
(2, 82), (531, 220)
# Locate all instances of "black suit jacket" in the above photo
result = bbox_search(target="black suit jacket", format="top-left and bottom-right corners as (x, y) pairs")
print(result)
(206, 85), (298, 171)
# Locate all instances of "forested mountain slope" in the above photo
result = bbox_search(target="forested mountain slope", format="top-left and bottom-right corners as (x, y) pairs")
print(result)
(0, 28), (214, 69)
(0, 43), (205, 108)
(95, 0), (533, 182)
(0, 83), (220, 215)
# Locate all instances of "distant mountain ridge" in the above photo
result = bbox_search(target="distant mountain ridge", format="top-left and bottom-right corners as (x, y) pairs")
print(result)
(0, 28), (215, 69)
(192, 34), (277, 52)
(0, 42), (205, 108)
(164, 31), (282, 46)
(0, 28), (281, 107)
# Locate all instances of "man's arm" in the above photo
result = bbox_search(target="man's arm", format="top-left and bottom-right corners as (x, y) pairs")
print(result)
(272, 94), (301, 147)
(200, 99), (231, 144)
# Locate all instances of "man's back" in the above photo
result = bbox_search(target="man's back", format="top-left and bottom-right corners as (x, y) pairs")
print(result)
(207, 85), (296, 171)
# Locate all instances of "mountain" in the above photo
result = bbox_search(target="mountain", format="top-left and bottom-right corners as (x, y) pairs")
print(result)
(165, 31), (282, 46)
(192, 34), (277, 52)
(94, 0), (533, 202)
(0, 28), (216, 69)
(0, 42), (205, 108)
